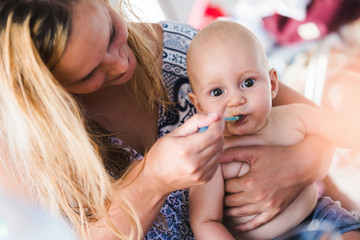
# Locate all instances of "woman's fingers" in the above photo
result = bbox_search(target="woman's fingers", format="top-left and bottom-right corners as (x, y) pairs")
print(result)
(194, 148), (224, 184)
(220, 145), (256, 164)
(190, 122), (225, 154)
(178, 113), (224, 184)
(233, 211), (276, 232)
(224, 192), (248, 208)
(183, 133), (224, 185)
(224, 203), (259, 218)
(172, 112), (222, 136)
(145, 113), (225, 193)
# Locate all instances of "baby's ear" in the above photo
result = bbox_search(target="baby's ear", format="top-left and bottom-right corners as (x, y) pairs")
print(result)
(269, 68), (279, 99)
(188, 92), (203, 112)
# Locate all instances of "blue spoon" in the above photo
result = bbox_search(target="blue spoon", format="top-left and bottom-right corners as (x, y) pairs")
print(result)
(224, 116), (240, 121)
(198, 116), (241, 132)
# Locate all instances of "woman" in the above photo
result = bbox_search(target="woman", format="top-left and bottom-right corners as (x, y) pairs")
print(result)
(0, 0), (333, 239)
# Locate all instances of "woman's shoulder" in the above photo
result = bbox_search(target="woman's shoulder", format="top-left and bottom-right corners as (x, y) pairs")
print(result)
(160, 21), (198, 58)
(159, 21), (198, 39)
(130, 21), (198, 49)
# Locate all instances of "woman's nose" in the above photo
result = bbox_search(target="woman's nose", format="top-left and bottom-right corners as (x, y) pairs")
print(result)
(102, 48), (128, 76)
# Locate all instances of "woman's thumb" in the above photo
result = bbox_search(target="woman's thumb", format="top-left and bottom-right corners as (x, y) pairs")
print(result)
(174, 112), (221, 136)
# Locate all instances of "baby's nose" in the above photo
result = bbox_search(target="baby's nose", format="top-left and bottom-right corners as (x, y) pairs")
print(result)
(228, 94), (246, 108)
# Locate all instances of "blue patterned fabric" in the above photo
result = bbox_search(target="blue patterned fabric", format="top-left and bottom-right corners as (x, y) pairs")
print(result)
(310, 197), (360, 235)
(143, 21), (198, 239)
(275, 197), (360, 239)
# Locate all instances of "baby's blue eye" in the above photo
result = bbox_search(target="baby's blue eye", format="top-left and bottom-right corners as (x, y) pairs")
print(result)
(241, 78), (255, 88)
(210, 88), (224, 97)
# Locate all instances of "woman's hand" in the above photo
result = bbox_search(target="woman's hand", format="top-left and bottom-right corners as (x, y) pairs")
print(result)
(109, 113), (224, 237)
(222, 135), (334, 232)
(143, 112), (225, 195)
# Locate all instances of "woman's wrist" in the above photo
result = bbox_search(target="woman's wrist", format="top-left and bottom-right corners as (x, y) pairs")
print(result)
(122, 159), (169, 201)
(116, 160), (169, 234)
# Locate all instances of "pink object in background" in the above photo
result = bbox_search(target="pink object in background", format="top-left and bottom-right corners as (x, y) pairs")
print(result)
(263, 0), (360, 45)
(188, 0), (228, 30)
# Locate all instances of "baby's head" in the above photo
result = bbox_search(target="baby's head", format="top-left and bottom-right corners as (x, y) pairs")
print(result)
(187, 20), (279, 136)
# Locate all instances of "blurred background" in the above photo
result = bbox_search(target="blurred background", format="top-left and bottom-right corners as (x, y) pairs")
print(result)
(129, 0), (360, 214)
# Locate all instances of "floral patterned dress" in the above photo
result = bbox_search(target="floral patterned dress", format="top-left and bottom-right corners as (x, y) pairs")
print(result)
(144, 21), (198, 240)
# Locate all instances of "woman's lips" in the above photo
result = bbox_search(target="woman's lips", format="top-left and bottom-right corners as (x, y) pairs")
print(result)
(112, 72), (125, 81)
(110, 56), (129, 81)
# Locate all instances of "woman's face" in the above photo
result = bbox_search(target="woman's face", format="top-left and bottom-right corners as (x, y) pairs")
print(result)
(52, 0), (136, 94)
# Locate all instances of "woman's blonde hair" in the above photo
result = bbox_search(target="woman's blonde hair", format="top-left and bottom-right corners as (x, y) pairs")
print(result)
(0, 0), (167, 239)
(122, 4), (169, 111)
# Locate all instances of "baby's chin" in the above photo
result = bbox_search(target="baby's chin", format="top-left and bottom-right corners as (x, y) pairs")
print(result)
(223, 125), (254, 137)
(224, 127), (246, 137)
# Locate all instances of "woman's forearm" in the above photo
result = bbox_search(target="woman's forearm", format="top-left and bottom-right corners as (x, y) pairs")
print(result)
(121, 161), (168, 232)
(88, 160), (168, 239)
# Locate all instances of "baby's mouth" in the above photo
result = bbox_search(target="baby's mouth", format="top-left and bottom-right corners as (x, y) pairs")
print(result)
(225, 115), (244, 122)
(226, 115), (247, 125)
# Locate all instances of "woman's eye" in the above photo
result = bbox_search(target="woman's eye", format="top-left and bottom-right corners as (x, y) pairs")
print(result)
(241, 78), (255, 88)
(210, 88), (224, 97)
(80, 71), (94, 84)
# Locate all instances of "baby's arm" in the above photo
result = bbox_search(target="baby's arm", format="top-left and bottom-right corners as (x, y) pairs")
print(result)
(232, 103), (360, 149)
(296, 103), (360, 149)
(249, 103), (360, 149)
(189, 165), (235, 240)
(226, 105), (307, 147)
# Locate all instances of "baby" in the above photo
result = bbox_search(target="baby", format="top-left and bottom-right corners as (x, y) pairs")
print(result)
(187, 20), (360, 239)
